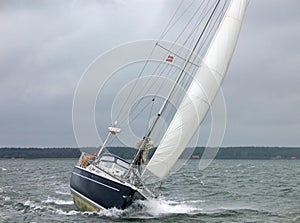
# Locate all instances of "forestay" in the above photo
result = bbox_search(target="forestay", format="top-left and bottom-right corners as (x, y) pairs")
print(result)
(143, 0), (247, 179)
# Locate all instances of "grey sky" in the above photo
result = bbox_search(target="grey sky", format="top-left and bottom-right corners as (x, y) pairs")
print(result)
(0, 0), (299, 147)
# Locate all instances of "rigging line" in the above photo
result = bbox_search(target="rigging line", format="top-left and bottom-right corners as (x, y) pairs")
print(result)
(148, 0), (207, 82)
(144, 64), (173, 97)
(118, 1), (219, 143)
(176, 1), (211, 73)
(117, 0), (190, 125)
(159, 77), (192, 136)
(119, 43), (184, 125)
(148, 46), (191, 94)
(173, 7), (226, 123)
(118, 58), (177, 127)
(120, 1), (202, 121)
(115, 53), (177, 125)
(145, 98), (156, 136)
(196, 0), (228, 58)
(116, 61), (172, 126)
(130, 0), (220, 138)
(127, 98), (152, 126)
(200, 2), (226, 51)
(185, 0), (211, 54)
(134, 0), (203, 101)
(180, 0), (226, 73)
(119, 92), (158, 131)
(117, 1), (196, 126)
(117, 94), (152, 127)
(161, 0), (222, 117)
(113, 1), (208, 128)
(130, 72), (174, 137)
(154, 0), (228, 145)
(130, 55), (185, 123)
(139, 0), (211, 110)
(168, 2), (227, 128)
(181, 0), (211, 47)
(145, 0), (222, 139)
(128, 5), (204, 117)
(171, 1), (207, 47)
(119, 65), (176, 127)
(142, 48), (184, 95)
(159, 0), (185, 40)
(246, 0), (251, 10)
(155, 66), (180, 98)
(155, 44), (200, 67)
(114, 43), (158, 124)
(152, 1), (225, 139)
(159, 0), (197, 40)
(167, 0), (214, 79)
(182, 0), (217, 52)
(130, 0), (221, 123)
(180, 2), (227, 93)
(178, 1), (212, 77)
(119, 39), (187, 123)
(148, 2), (209, 103)
(118, 3), (212, 123)
(106, 134), (117, 148)
(146, 56), (173, 86)
(134, 0), (210, 105)
(195, 0), (228, 58)
(139, 61), (183, 112)
(147, 67), (176, 118)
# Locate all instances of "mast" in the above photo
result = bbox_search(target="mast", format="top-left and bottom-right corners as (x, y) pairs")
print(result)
(128, 0), (222, 171)
(144, 0), (247, 179)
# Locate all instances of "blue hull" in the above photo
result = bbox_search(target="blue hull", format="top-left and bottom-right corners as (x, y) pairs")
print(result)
(70, 167), (145, 210)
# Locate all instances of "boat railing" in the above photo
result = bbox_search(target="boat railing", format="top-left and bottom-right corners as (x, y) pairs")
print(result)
(85, 153), (133, 182)
(76, 152), (85, 167)
(97, 158), (128, 178)
(76, 152), (156, 195)
(95, 154), (147, 187)
(76, 152), (128, 182)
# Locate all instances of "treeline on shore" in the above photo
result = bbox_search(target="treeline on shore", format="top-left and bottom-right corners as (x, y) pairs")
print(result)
(0, 146), (299, 160)
(0, 147), (81, 159)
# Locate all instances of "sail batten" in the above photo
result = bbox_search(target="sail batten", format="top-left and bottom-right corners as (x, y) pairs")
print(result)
(143, 0), (247, 179)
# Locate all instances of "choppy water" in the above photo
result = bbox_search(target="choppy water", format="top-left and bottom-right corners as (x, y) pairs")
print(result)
(0, 159), (299, 222)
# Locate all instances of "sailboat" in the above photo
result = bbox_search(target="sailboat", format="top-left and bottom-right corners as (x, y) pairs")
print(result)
(70, 0), (247, 211)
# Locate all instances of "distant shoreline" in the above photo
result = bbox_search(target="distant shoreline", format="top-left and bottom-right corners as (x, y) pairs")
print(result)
(0, 147), (299, 160)
(0, 147), (81, 159)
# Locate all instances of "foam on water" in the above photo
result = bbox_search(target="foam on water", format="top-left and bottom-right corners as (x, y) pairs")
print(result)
(55, 190), (70, 195)
(20, 197), (200, 219)
(4, 196), (10, 201)
(23, 200), (46, 211)
(2, 159), (297, 222)
(43, 196), (73, 205)
(91, 198), (203, 219)
(293, 215), (300, 222)
(138, 198), (201, 217)
(54, 209), (80, 216)
(98, 207), (126, 218)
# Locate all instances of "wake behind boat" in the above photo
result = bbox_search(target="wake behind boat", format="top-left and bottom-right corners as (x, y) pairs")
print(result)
(71, 0), (247, 211)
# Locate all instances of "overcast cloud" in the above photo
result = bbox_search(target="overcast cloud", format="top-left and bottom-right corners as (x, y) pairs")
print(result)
(0, 0), (299, 147)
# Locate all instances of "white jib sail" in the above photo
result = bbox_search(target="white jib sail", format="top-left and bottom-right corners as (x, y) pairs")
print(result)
(143, 0), (247, 179)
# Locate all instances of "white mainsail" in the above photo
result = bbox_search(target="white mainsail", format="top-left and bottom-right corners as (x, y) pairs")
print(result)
(143, 0), (247, 179)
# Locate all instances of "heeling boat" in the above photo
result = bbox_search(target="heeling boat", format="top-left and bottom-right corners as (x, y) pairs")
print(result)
(70, 0), (247, 211)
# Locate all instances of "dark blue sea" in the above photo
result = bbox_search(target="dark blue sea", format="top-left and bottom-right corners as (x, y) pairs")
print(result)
(0, 159), (299, 222)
